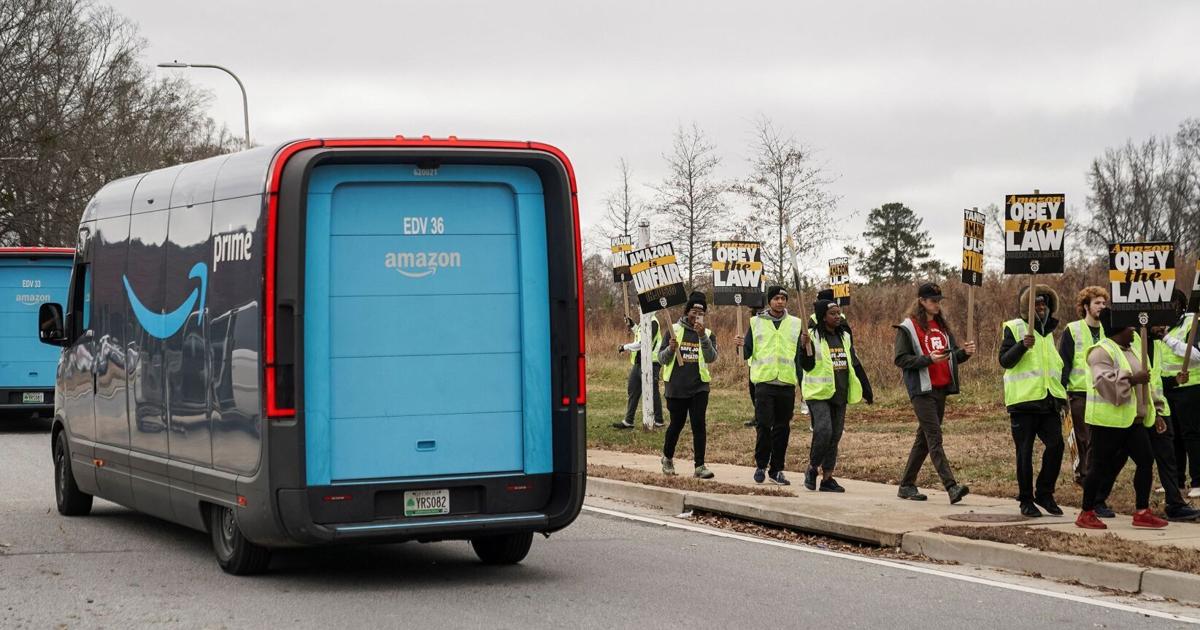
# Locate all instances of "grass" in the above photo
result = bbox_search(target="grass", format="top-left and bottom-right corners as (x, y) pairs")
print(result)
(588, 464), (792, 497)
(587, 338), (1156, 516)
(933, 525), (1200, 576)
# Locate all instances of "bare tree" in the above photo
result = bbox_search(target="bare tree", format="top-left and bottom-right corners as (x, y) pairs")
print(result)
(600, 158), (644, 240)
(732, 116), (838, 283)
(0, 0), (238, 247)
(652, 123), (727, 288)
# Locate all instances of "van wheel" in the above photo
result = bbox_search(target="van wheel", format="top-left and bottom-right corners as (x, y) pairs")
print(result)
(471, 532), (534, 565)
(53, 431), (92, 516)
(209, 505), (271, 575)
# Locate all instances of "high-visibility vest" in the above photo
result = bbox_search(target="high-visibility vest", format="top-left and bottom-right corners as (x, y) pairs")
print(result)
(1002, 319), (1067, 406)
(661, 324), (712, 383)
(1152, 339), (1172, 417)
(1065, 319), (1104, 392)
(1160, 314), (1200, 389)
(801, 329), (863, 404)
(1085, 338), (1154, 428)
(748, 315), (802, 386)
(630, 324), (662, 365)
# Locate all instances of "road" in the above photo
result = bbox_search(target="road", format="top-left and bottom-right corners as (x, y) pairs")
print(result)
(2, 418), (1197, 629)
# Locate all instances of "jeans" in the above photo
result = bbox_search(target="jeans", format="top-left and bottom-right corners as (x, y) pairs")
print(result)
(753, 384), (795, 475)
(900, 389), (957, 489)
(808, 399), (846, 472)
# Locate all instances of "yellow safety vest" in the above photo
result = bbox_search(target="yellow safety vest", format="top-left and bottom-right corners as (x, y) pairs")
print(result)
(1065, 319), (1104, 392)
(1085, 338), (1154, 428)
(748, 315), (801, 386)
(801, 329), (863, 404)
(1002, 319), (1067, 406)
(661, 324), (712, 383)
(630, 324), (663, 365)
(1160, 314), (1200, 389)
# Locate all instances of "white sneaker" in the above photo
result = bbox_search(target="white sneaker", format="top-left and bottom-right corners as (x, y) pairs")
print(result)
(1155, 486), (1166, 494)
(1189, 487), (1200, 499)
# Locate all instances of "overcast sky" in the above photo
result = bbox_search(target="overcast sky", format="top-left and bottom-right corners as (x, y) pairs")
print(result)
(108, 0), (1200, 267)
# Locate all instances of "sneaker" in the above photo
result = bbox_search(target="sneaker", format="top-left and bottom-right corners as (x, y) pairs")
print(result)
(1094, 503), (1116, 519)
(1190, 487), (1200, 499)
(1132, 509), (1168, 529)
(1020, 501), (1043, 518)
(1154, 486), (1166, 494)
(694, 465), (715, 480)
(799, 407), (809, 416)
(743, 419), (757, 427)
(653, 421), (665, 429)
(803, 467), (817, 491)
(1075, 510), (1107, 530)
(897, 485), (928, 501)
(753, 468), (766, 484)
(611, 421), (635, 430)
(947, 484), (970, 505)
(769, 471), (791, 486)
(818, 478), (845, 493)
(1033, 495), (1064, 516)
(1165, 504), (1200, 522)
(661, 457), (676, 476)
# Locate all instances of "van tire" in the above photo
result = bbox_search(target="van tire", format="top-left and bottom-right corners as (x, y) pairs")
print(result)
(209, 504), (271, 575)
(471, 532), (534, 565)
(53, 431), (92, 516)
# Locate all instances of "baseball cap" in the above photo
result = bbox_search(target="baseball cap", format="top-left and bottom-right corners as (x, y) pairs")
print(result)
(917, 283), (944, 301)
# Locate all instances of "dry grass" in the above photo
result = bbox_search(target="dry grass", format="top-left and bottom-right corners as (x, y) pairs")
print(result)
(933, 525), (1200, 575)
(588, 464), (792, 497)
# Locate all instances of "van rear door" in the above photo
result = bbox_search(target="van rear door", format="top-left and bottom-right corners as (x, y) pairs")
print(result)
(302, 164), (551, 485)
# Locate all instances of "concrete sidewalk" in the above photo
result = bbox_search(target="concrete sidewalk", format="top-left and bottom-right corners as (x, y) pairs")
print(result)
(587, 448), (1200, 603)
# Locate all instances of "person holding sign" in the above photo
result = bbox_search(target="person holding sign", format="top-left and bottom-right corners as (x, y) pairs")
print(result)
(893, 283), (974, 503)
(1161, 289), (1200, 499)
(613, 317), (664, 430)
(736, 286), (809, 486)
(1057, 286), (1109, 487)
(799, 299), (872, 492)
(658, 292), (718, 479)
(1076, 309), (1168, 530)
(810, 288), (851, 334)
(997, 285), (1066, 518)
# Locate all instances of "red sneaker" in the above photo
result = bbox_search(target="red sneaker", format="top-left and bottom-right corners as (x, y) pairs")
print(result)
(1075, 510), (1107, 530)
(1132, 509), (1168, 529)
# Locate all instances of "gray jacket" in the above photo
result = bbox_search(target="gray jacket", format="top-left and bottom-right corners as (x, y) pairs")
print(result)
(893, 317), (970, 398)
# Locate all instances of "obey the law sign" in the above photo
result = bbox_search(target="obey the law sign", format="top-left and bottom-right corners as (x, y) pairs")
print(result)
(1004, 193), (1065, 274)
(1108, 242), (1176, 328)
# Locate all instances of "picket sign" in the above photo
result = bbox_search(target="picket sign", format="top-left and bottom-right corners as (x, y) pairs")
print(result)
(962, 207), (986, 343)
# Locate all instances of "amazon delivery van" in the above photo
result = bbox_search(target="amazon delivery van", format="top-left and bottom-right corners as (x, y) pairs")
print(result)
(38, 138), (587, 574)
(0, 247), (73, 417)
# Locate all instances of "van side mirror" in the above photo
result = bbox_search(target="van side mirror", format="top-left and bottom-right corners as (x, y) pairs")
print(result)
(38, 303), (68, 346)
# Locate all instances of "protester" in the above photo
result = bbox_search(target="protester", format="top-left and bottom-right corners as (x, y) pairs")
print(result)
(1058, 286), (1109, 486)
(1076, 309), (1168, 530)
(800, 299), (873, 492)
(809, 288), (851, 335)
(893, 283), (974, 503)
(1140, 328), (1200, 520)
(613, 316), (664, 429)
(1161, 290), (1200, 499)
(998, 285), (1066, 518)
(736, 285), (809, 485)
(659, 292), (718, 479)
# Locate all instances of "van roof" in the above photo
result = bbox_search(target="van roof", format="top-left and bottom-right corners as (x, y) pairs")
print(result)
(0, 247), (75, 258)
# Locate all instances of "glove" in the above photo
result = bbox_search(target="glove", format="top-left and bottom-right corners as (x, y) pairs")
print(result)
(625, 317), (635, 329)
(618, 345), (626, 354)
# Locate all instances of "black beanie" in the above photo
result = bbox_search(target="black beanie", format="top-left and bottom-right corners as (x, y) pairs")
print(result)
(816, 288), (835, 302)
(813, 299), (836, 324)
(766, 285), (788, 301)
(684, 291), (707, 313)
(1098, 308), (1130, 338)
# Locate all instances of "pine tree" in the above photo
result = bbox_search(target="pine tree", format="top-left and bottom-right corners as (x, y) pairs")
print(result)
(852, 202), (934, 284)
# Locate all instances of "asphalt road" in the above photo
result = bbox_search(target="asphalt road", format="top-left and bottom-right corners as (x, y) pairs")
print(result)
(1, 418), (1196, 629)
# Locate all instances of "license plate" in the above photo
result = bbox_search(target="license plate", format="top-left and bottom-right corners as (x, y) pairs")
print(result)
(22, 392), (44, 404)
(404, 489), (449, 517)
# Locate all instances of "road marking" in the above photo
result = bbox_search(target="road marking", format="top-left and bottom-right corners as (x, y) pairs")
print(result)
(583, 504), (1200, 625)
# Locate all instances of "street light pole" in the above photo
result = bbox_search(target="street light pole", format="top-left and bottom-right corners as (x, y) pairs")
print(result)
(158, 61), (251, 148)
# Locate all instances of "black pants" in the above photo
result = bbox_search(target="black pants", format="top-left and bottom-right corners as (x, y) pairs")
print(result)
(808, 399), (846, 472)
(1010, 412), (1064, 502)
(1152, 416), (1188, 510)
(1166, 387), (1200, 488)
(1082, 423), (1154, 511)
(900, 390), (957, 489)
(747, 369), (755, 404)
(663, 392), (708, 466)
(1068, 393), (1090, 481)
(754, 384), (795, 475)
(624, 362), (663, 425)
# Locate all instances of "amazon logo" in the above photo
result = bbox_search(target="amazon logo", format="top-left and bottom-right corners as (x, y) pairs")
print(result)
(384, 251), (461, 279)
(124, 262), (207, 339)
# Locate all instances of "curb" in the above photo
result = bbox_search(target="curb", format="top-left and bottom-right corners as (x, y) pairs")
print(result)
(586, 476), (1200, 606)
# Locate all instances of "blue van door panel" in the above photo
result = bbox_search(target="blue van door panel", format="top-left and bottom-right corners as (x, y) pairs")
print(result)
(0, 260), (70, 389)
(304, 165), (552, 485)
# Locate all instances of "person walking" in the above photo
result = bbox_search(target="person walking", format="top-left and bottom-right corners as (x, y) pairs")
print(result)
(1145, 328), (1200, 521)
(1058, 286), (1109, 486)
(613, 317), (664, 429)
(800, 299), (872, 492)
(1161, 290), (1200, 499)
(894, 283), (974, 504)
(736, 285), (808, 486)
(1076, 309), (1168, 530)
(659, 292), (718, 479)
(998, 285), (1066, 518)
